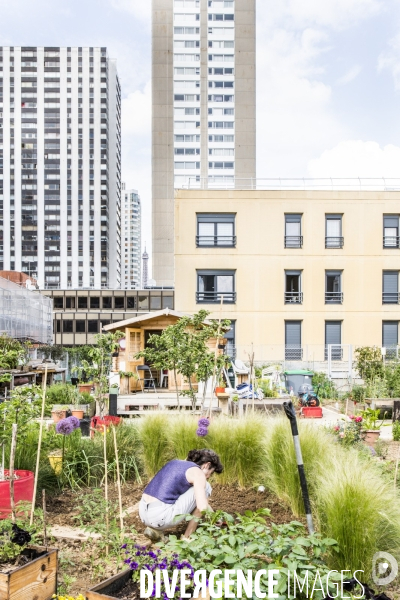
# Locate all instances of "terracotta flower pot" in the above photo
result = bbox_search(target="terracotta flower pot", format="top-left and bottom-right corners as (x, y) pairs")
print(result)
(215, 387), (225, 395)
(363, 430), (381, 446)
(51, 409), (67, 423)
(71, 409), (84, 419)
(78, 383), (93, 394)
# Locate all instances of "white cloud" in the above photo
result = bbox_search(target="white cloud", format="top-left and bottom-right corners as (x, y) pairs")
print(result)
(109, 0), (150, 22)
(283, 0), (382, 29)
(308, 140), (400, 177)
(336, 65), (362, 85)
(378, 33), (400, 91)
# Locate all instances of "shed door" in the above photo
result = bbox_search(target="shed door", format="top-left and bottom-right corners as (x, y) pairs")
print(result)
(126, 328), (144, 373)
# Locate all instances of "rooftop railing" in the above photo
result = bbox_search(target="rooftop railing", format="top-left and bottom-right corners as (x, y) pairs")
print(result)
(182, 177), (400, 191)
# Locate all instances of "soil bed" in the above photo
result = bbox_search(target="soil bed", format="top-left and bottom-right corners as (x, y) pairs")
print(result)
(114, 579), (139, 599)
(45, 482), (298, 596)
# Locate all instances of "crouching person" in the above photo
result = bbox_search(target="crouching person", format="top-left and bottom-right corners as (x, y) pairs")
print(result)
(139, 449), (223, 539)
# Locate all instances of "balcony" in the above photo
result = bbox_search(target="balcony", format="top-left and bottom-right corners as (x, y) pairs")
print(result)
(325, 237), (344, 249)
(285, 292), (303, 304)
(196, 291), (236, 304)
(284, 236), (303, 249)
(383, 236), (400, 248)
(382, 292), (400, 304)
(325, 292), (343, 304)
(196, 235), (236, 248)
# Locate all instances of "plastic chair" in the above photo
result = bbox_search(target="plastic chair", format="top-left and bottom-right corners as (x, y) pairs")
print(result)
(159, 369), (169, 388)
(136, 365), (157, 393)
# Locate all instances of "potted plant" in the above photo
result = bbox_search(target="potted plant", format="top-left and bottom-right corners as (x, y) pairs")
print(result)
(0, 519), (58, 600)
(215, 373), (226, 396)
(118, 371), (137, 395)
(77, 381), (93, 395)
(360, 407), (387, 445)
(51, 406), (68, 423)
(70, 387), (85, 420)
(109, 383), (120, 395)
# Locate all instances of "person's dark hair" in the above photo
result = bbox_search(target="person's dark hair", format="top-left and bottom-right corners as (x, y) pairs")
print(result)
(187, 449), (224, 474)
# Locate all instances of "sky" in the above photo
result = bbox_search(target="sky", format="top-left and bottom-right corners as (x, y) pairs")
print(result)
(1, 0), (400, 277)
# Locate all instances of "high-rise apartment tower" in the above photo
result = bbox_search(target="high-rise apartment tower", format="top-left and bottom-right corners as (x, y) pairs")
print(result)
(0, 46), (121, 290)
(121, 185), (142, 289)
(152, 0), (256, 286)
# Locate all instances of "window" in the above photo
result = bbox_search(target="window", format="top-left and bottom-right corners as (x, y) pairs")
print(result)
(383, 322), (398, 358)
(285, 321), (302, 360)
(325, 321), (342, 360)
(62, 319), (73, 333)
(127, 296), (137, 309)
(285, 215), (302, 248)
(196, 270), (235, 303)
(326, 215), (343, 248)
(87, 320), (98, 334)
(78, 296), (88, 309)
(90, 296), (100, 309)
(383, 271), (399, 304)
(102, 296), (112, 309)
(162, 295), (174, 309)
(150, 294), (162, 310)
(65, 297), (75, 309)
(115, 297), (125, 309)
(76, 320), (86, 333)
(325, 271), (343, 304)
(285, 271), (302, 304)
(197, 214), (235, 247)
(224, 320), (236, 358)
(53, 296), (63, 309)
(383, 216), (399, 248)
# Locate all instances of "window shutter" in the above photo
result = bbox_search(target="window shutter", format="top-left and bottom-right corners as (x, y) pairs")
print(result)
(285, 321), (301, 346)
(325, 321), (341, 345)
(384, 217), (399, 229)
(326, 219), (341, 237)
(383, 272), (398, 294)
(383, 322), (398, 348)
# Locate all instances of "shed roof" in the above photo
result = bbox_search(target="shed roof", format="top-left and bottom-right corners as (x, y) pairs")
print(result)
(102, 308), (190, 332)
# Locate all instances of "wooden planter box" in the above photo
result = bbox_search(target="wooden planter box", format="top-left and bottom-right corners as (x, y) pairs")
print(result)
(0, 546), (57, 600)
(86, 569), (133, 599)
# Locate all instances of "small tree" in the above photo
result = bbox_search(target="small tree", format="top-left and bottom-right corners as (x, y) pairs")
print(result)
(73, 331), (124, 417)
(137, 310), (231, 411)
(354, 347), (384, 383)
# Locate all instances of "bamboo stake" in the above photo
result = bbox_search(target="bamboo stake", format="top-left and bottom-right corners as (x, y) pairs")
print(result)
(42, 489), (48, 548)
(30, 364), (48, 526)
(394, 443), (400, 490)
(9, 423), (17, 523)
(208, 295), (224, 420)
(112, 425), (124, 537)
(103, 424), (109, 556)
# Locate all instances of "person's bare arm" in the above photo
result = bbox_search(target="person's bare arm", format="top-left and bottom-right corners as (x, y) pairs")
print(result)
(186, 467), (209, 512)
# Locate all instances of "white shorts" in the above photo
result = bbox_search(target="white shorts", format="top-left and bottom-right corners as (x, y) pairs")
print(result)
(139, 483), (212, 531)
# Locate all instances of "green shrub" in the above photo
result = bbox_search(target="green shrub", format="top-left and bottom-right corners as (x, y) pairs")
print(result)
(207, 415), (267, 487)
(350, 384), (366, 403)
(138, 414), (170, 478)
(257, 379), (279, 398)
(312, 372), (338, 399)
(316, 447), (400, 576)
(262, 417), (334, 516)
(168, 415), (206, 460)
(46, 383), (80, 406)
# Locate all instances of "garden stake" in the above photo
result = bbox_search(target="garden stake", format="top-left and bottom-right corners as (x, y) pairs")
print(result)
(30, 364), (48, 526)
(208, 295), (224, 420)
(42, 489), (48, 548)
(283, 401), (315, 534)
(9, 423), (17, 523)
(103, 424), (109, 556)
(112, 425), (124, 537)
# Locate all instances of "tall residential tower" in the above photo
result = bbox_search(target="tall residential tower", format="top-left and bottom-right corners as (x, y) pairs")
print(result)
(0, 46), (121, 290)
(121, 185), (142, 289)
(152, 0), (256, 286)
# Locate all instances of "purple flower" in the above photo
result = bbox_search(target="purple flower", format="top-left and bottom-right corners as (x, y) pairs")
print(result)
(198, 418), (210, 427)
(56, 418), (75, 435)
(196, 426), (208, 437)
(56, 416), (80, 435)
(68, 415), (80, 430)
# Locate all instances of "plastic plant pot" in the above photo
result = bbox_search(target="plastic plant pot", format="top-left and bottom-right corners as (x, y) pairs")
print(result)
(301, 406), (323, 418)
(71, 409), (84, 419)
(48, 452), (63, 476)
(51, 410), (67, 423)
(0, 470), (34, 519)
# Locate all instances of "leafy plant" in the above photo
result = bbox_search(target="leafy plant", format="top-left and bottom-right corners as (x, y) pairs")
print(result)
(39, 344), (66, 362)
(311, 372), (338, 400)
(354, 347), (384, 383)
(0, 335), (28, 370)
(359, 407), (387, 430)
(72, 331), (124, 417)
(393, 420), (400, 442)
(46, 383), (81, 407)
(257, 378), (279, 398)
(349, 384), (366, 404)
(328, 416), (364, 447)
(148, 510), (340, 600)
(366, 377), (389, 399)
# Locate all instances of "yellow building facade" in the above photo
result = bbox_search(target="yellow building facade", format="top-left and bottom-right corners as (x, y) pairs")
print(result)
(174, 188), (400, 364)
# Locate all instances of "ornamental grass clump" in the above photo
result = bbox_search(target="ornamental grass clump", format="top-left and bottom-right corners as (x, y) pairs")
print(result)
(168, 415), (205, 459)
(138, 414), (170, 478)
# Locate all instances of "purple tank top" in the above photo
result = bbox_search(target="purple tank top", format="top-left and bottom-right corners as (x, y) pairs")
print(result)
(144, 459), (200, 504)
